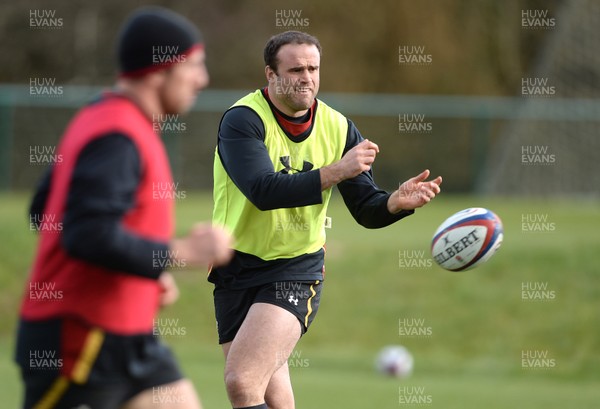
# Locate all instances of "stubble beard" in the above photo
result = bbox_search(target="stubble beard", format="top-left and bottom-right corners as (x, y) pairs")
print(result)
(281, 88), (315, 114)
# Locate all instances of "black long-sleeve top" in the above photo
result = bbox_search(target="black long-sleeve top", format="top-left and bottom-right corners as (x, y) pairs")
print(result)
(216, 105), (412, 228)
(209, 93), (413, 289)
(29, 133), (169, 280)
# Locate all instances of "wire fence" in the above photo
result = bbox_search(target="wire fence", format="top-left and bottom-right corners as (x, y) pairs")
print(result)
(1, 84), (599, 196)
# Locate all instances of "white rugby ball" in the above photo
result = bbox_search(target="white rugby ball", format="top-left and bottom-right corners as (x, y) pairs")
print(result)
(375, 345), (414, 378)
(431, 208), (503, 271)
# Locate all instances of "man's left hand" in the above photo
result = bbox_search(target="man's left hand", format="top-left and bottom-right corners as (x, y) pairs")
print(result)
(388, 169), (442, 213)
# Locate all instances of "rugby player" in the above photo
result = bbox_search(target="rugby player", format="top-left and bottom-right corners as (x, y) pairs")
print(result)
(211, 31), (442, 409)
(16, 7), (232, 409)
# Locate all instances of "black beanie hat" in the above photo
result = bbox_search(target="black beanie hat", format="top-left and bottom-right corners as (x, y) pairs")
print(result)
(117, 7), (203, 77)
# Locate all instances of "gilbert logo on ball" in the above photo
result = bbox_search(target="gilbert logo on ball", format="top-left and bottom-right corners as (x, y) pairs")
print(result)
(431, 208), (503, 271)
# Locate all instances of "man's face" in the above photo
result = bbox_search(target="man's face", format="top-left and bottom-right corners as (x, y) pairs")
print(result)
(266, 43), (320, 117)
(159, 48), (209, 115)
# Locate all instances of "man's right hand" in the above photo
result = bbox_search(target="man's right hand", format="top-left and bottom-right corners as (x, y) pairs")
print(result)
(320, 139), (379, 190)
(170, 224), (234, 268)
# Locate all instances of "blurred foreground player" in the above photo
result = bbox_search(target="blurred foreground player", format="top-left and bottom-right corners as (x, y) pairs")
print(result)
(16, 7), (232, 409)
(211, 31), (442, 409)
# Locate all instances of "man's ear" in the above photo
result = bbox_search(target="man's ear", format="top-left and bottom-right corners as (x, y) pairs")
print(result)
(265, 65), (277, 83)
(147, 69), (169, 89)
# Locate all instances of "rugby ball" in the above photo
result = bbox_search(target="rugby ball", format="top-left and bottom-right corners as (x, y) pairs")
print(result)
(375, 345), (414, 378)
(431, 208), (503, 271)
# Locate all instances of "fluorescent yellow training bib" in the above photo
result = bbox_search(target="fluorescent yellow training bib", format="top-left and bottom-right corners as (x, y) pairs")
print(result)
(213, 90), (348, 260)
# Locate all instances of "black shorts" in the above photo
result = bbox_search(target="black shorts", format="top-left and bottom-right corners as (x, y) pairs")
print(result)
(15, 317), (183, 409)
(213, 280), (323, 344)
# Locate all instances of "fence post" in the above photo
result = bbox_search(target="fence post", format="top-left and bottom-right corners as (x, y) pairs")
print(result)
(0, 103), (14, 190)
(471, 117), (490, 194)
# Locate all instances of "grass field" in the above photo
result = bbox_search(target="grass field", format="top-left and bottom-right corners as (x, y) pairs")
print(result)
(1, 191), (599, 408)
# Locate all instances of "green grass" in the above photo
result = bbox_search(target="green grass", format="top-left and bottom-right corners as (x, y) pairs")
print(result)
(1, 192), (599, 407)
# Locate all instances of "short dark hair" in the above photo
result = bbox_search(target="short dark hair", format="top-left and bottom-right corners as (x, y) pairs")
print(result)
(263, 31), (322, 72)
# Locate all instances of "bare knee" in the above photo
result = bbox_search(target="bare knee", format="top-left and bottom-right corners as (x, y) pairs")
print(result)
(224, 369), (266, 404)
